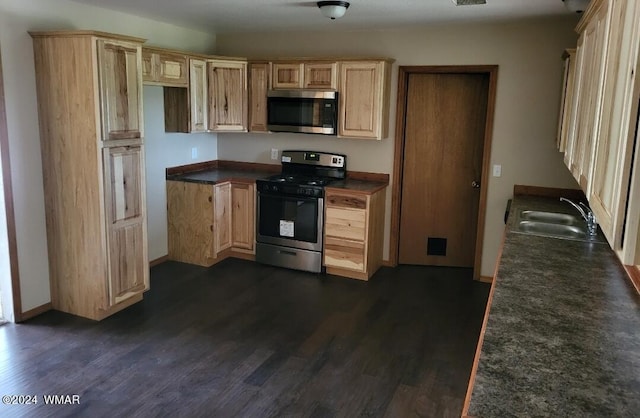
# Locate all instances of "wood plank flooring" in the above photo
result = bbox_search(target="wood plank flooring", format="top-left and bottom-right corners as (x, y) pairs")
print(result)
(0, 259), (489, 417)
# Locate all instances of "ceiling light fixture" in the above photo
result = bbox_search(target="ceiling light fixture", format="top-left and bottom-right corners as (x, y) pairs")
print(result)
(562, 0), (590, 13)
(317, 1), (350, 20)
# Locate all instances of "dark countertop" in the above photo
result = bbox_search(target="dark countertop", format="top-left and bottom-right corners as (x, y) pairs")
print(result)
(166, 168), (274, 185)
(166, 164), (388, 194)
(467, 195), (640, 417)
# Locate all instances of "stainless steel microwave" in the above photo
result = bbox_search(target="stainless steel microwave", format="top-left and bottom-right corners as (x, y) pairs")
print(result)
(267, 90), (338, 135)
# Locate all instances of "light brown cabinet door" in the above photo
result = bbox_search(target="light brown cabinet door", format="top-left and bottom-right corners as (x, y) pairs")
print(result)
(231, 183), (255, 251)
(156, 52), (188, 86)
(208, 61), (247, 131)
(166, 180), (216, 266)
(214, 182), (232, 253)
(272, 63), (303, 89)
(103, 146), (148, 306)
(141, 50), (154, 82)
(248, 63), (269, 132)
(338, 61), (386, 139)
(304, 63), (337, 89)
(190, 59), (208, 133)
(97, 39), (143, 140)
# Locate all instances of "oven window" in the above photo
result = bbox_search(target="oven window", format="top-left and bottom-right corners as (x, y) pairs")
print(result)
(268, 97), (323, 128)
(258, 193), (319, 243)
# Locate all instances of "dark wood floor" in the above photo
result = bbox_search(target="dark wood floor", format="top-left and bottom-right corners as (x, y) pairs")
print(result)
(0, 259), (489, 417)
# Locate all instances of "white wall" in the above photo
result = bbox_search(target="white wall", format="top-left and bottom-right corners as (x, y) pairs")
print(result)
(216, 18), (581, 277)
(0, 0), (216, 314)
(144, 86), (217, 261)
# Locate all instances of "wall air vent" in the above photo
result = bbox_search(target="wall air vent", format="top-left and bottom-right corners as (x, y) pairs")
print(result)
(451, 0), (486, 5)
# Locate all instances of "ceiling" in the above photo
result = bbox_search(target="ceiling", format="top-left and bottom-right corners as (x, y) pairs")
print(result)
(69, 0), (583, 34)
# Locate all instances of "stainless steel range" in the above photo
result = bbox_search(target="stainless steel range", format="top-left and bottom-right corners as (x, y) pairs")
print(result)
(255, 150), (347, 273)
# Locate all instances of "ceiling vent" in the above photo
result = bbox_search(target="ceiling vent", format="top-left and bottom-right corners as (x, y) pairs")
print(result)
(451, 0), (487, 5)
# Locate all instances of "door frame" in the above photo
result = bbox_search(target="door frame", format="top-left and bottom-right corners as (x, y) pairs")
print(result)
(0, 49), (23, 321)
(390, 65), (498, 279)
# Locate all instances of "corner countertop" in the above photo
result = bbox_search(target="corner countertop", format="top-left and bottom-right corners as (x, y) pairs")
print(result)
(466, 195), (640, 417)
(165, 160), (389, 194)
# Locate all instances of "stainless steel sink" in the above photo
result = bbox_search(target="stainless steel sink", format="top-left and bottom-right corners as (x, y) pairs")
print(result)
(516, 220), (587, 239)
(519, 210), (580, 225)
(513, 210), (607, 243)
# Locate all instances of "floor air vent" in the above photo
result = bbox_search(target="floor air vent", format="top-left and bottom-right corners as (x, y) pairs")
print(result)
(427, 237), (447, 256)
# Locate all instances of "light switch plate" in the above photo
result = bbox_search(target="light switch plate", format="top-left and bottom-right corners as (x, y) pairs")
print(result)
(271, 149), (279, 160)
(493, 164), (502, 177)
(191, 147), (198, 160)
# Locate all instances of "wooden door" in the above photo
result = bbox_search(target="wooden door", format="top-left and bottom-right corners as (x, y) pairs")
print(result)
(103, 146), (148, 306)
(207, 61), (247, 131)
(399, 73), (489, 268)
(231, 183), (255, 251)
(248, 62), (269, 132)
(190, 59), (208, 133)
(214, 182), (232, 254)
(97, 39), (143, 141)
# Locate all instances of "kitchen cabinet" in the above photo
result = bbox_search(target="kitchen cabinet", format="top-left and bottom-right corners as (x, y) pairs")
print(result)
(142, 47), (188, 87)
(272, 61), (338, 89)
(166, 180), (256, 267)
(231, 183), (255, 252)
(167, 181), (216, 266)
(589, 0), (640, 249)
(338, 60), (391, 140)
(97, 38), (144, 141)
(190, 58), (208, 132)
(208, 60), (248, 131)
(30, 30), (149, 320)
(104, 146), (148, 305)
(248, 62), (270, 132)
(214, 182), (233, 253)
(323, 188), (386, 280)
(556, 49), (576, 152)
(564, 0), (612, 190)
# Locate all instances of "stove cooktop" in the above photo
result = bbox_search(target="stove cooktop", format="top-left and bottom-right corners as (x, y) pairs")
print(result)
(264, 174), (336, 187)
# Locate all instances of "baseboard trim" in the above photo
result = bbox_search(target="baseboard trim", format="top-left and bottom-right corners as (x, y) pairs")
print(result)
(19, 302), (52, 322)
(477, 275), (494, 284)
(624, 265), (640, 295)
(150, 255), (169, 267)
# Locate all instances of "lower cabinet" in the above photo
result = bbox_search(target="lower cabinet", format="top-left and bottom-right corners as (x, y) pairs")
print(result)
(167, 180), (255, 267)
(323, 188), (386, 280)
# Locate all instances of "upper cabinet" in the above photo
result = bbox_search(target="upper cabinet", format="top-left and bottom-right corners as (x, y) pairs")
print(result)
(272, 61), (338, 90)
(97, 39), (144, 141)
(248, 62), (270, 132)
(560, 0), (640, 262)
(189, 58), (208, 133)
(142, 47), (188, 87)
(557, 49), (576, 153)
(338, 60), (391, 140)
(208, 60), (248, 132)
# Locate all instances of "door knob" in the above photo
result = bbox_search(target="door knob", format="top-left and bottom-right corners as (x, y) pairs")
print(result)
(472, 180), (480, 189)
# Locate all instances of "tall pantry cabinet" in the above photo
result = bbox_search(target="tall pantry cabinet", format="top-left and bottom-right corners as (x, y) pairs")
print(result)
(30, 31), (149, 320)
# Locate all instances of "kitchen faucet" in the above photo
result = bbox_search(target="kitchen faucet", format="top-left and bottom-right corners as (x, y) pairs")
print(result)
(560, 197), (598, 237)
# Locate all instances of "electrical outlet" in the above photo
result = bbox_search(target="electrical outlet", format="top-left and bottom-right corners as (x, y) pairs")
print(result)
(271, 148), (279, 160)
(493, 164), (502, 177)
(191, 147), (198, 160)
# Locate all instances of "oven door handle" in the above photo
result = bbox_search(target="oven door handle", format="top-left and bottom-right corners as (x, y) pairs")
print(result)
(257, 191), (323, 203)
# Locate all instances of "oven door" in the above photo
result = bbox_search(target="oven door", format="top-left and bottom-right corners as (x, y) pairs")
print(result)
(256, 191), (323, 252)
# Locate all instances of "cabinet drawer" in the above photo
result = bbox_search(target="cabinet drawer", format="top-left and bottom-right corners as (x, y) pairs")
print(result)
(326, 194), (367, 209)
(325, 206), (366, 241)
(324, 237), (365, 272)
